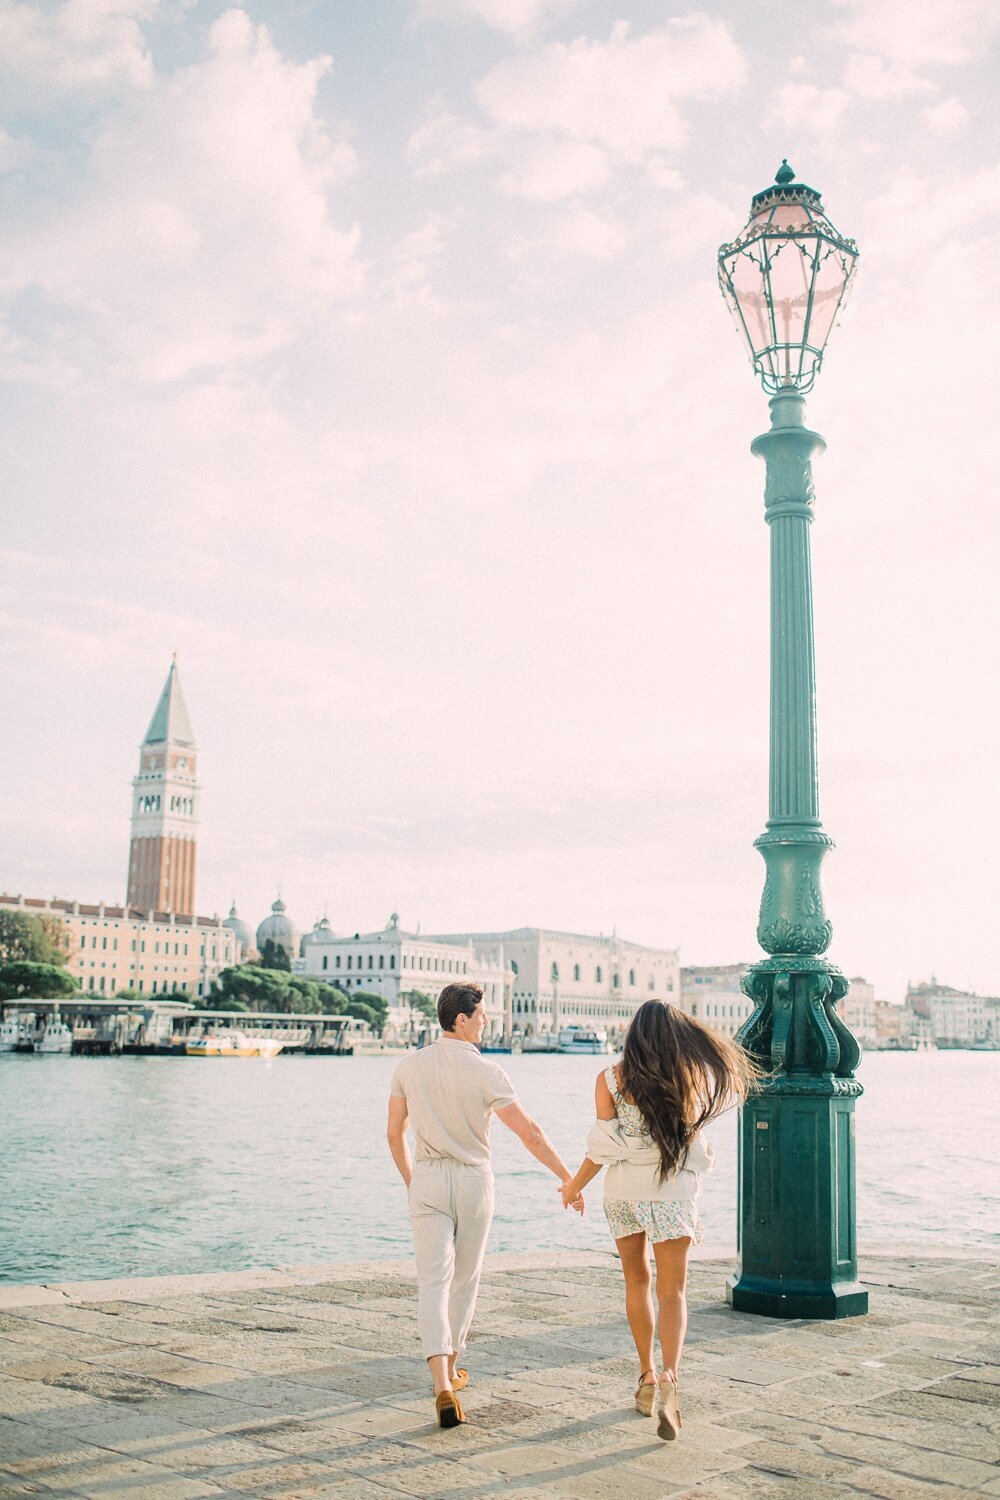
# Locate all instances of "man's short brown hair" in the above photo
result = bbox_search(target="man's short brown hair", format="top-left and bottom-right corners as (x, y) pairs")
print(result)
(437, 982), (484, 1032)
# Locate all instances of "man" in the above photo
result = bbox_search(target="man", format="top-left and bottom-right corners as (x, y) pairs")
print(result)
(387, 981), (582, 1427)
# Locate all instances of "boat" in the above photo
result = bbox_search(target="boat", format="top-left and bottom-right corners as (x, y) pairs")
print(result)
(556, 1025), (610, 1055)
(481, 1037), (523, 1055)
(185, 1031), (283, 1058)
(36, 1019), (74, 1054)
(0, 1016), (21, 1052)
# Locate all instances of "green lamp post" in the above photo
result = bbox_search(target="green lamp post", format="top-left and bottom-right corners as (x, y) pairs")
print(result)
(717, 162), (868, 1319)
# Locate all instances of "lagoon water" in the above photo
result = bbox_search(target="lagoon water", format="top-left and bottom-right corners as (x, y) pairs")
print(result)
(1, 1050), (997, 1284)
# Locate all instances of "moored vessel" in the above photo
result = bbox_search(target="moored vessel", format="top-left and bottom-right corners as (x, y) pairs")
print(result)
(185, 1031), (283, 1058)
(556, 1025), (609, 1055)
(36, 1019), (73, 1054)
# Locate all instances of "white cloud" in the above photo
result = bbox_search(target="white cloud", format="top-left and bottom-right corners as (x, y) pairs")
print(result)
(923, 97), (970, 137)
(416, 0), (580, 43)
(408, 98), (491, 175)
(833, 0), (1000, 69)
(383, 214), (452, 301)
(0, 0), (155, 106)
(510, 204), (627, 260)
(843, 52), (935, 101)
(0, 9), (363, 383)
(768, 82), (850, 137)
(477, 17), (746, 160)
(499, 137), (609, 200)
(645, 158), (685, 192)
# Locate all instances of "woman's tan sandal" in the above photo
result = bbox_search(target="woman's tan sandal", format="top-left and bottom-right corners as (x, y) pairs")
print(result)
(656, 1374), (681, 1441)
(436, 1390), (466, 1429)
(634, 1372), (657, 1417)
(451, 1368), (469, 1391)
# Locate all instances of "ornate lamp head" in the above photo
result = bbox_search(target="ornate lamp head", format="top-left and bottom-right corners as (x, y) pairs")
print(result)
(718, 161), (859, 394)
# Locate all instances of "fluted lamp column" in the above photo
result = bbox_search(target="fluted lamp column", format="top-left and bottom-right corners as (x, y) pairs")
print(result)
(717, 162), (868, 1319)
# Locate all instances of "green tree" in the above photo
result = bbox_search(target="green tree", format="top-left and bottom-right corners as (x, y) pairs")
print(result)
(0, 912), (70, 966)
(115, 988), (146, 1002)
(352, 989), (389, 1029)
(214, 965), (292, 1011)
(339, 999), (378, 1029)
(210, 995), (249, 1012)
(402, 989), (436, 1021)
(287, 976), (325, 1015)
(319, 985), (350, 1016)
(259, 939), (292, 972)
(0, 963), (77, 1000)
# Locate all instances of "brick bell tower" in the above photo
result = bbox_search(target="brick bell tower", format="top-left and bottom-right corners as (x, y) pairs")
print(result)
(126, 657), (199, 915)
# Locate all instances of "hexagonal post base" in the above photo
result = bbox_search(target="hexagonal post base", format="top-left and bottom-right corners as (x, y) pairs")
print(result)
(726, 1073), (868, 1320)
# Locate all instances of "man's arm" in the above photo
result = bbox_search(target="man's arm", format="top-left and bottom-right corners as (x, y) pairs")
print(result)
(495, 1100), (576, 1187)
(386, 1095), (412, 1187)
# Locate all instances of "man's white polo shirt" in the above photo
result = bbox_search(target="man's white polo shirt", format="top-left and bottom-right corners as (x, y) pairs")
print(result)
(390, 1039), (517, 1165)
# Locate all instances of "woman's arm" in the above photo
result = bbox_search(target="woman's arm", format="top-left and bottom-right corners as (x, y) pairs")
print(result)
(558, 1071), (617, 1208)
(559, 1155), (601, 1208)
(595, 1067), (617, 1120)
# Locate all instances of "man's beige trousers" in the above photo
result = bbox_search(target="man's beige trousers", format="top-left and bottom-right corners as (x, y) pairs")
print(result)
(409, 1158), (494, 1358)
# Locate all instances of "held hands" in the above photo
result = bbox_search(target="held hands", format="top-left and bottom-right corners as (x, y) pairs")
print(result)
(559, 1179), (585, 1215)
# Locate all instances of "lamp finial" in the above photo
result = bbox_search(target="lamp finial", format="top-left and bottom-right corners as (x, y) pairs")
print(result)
(775, 159), (795, 185)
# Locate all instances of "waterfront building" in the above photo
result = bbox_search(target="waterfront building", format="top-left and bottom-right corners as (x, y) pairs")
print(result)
(255, 897), (300, 967)
(680, 963), (753, 1037)
(837, 977), (878, 1050)
(874, 1000), (906, 1048)
(0, 893), (239, 997)
(223, 902), (253, 961)
(298, 914), (512, 1035)
(126, 659), (199, 916)
(434, 928), (680, 1040)
(986, 998), (1000, 1046)
(906, 981), (989, 1047)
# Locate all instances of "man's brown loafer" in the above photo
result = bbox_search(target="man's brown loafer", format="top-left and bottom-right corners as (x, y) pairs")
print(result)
(451, 1367), (469, 1391)
(436, 1390), (465, 1428)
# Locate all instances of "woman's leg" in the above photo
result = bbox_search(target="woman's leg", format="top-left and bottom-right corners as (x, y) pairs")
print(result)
(615, 1231), (656, 1381)
(651, 1235), (691, 1380)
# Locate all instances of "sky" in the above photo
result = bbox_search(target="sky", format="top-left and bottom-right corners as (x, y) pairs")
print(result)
(2, 0), (998, 1004)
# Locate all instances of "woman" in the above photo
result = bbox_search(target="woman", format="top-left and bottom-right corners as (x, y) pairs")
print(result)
(560, 1000), (759, 1441)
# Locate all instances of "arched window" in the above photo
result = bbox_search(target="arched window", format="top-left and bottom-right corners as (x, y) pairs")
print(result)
(613, 973), (621, 988)
(595, 966), (602, 983)
(573, 964), (580, 981)
(629, 969), (635, 986)
(511, 960), (519, 976)
(322, 955), (328, 971)
(551, 962), (559, 982)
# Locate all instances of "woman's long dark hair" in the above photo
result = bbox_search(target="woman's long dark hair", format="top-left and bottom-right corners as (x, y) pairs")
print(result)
(619, 1000), (761, 1182)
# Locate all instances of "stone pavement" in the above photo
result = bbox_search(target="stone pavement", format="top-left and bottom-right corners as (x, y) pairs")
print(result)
(0, 1251), (997, 1498)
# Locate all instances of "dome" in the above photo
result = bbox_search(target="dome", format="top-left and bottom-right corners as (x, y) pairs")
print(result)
(223, 901), (252, 957)
(301, 916), (336, 951)
(255, 897), (299, 961)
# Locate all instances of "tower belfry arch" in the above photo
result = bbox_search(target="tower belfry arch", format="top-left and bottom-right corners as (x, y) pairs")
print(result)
(126, 659), (199, 915)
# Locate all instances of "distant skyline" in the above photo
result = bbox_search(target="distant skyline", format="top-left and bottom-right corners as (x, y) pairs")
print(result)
(2, 0), (999, 1004)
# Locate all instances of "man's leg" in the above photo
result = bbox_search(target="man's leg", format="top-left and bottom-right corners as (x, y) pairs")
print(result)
(410, 1163), (458, 1393)
(447, 1164), (495, 1363)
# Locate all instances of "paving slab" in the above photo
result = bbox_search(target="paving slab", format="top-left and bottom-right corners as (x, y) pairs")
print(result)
(1, 1252), (998, 1498)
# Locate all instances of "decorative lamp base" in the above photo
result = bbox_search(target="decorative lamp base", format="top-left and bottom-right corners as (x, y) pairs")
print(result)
(726, 1271), (868, 1321)
(727, 1071), (868, 1322)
